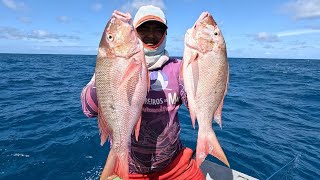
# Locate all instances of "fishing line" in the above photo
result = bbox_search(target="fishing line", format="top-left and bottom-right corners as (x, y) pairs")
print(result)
(266, 154), (301, 180)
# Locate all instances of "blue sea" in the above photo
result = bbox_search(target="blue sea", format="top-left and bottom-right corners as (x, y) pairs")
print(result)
(0, 53), (319, 180)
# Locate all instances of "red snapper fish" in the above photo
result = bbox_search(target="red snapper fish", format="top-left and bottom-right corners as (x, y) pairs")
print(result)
(95, 10), (149, 179)
(181, 12), (230, 167)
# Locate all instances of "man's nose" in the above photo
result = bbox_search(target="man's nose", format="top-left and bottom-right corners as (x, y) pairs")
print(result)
(145, 32), (155, 38)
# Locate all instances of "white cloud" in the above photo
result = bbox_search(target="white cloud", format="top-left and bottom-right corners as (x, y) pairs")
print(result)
(91, 2), (102, 12)
(277, 29), (320, 37)
(0, 26), (79, 42)
(1, 0), (27, 11)
(283, 0), (320, 19)
(121, 0), (166, 14)
(263, 44), (275, 49)
(254, 32), (280, 42)
(253, 28), (320, 43)
(57, 16), (72, 23)
(169, 35), (184, 42)
(17, 16), (31, 24)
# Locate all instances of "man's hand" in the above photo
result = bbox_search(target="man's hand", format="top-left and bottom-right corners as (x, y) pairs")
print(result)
(105, 174), (121, 180)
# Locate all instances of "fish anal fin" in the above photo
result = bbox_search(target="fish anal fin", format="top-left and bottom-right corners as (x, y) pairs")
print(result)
(134, 116), (142, 141)
(214, 70), (229, 128)
(214, 96), (225, 128)
(196, 128), (230, 168)
(147, 71), (150, 92)
(189, 107), (196, 129)
(98, 107), (110, 146)
(179, 59), (184, 81)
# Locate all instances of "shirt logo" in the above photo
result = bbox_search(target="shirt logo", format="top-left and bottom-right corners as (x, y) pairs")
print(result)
(149, 71), (171, 91)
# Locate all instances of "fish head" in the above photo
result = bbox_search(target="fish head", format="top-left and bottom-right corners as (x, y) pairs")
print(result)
(185, 12), (226, 54)
(98, 10), (141, 59)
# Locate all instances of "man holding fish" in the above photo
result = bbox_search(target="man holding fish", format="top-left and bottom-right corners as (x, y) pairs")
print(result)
(81, 4), (229, 180)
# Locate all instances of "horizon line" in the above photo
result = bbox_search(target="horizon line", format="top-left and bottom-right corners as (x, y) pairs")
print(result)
(0, 52), (319, 61)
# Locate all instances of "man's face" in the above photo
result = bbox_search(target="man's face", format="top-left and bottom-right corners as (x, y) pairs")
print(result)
(136, 20), (167, 46)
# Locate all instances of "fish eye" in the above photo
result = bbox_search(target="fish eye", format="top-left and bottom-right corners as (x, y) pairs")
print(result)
(107, 34), (113, 41)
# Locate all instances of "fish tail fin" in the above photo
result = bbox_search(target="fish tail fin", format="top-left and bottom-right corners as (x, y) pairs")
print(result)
(100, 149), (118, 180)
(100, 150), (129, 180)
(196, 128), (230, 168)
(117, 152), (129, 180)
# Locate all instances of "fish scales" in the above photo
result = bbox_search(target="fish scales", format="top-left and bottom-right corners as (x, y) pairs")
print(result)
(182, 12), (230, 168)
(95, 10), (148, 180)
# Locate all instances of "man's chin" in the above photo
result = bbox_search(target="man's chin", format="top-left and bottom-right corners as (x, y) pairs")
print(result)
(145, 43), (156, 46)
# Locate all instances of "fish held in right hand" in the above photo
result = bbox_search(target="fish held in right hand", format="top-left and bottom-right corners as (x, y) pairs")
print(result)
(96, 10), (149, 180)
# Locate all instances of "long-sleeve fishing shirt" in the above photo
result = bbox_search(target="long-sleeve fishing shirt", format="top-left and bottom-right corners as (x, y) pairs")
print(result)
(81, 58), (188, 174)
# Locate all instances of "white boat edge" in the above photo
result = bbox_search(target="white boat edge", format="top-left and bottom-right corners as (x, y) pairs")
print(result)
(200, 160), (259, 180)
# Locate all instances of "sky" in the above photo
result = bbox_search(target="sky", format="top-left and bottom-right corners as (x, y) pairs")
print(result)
(1, 0), (320, 59)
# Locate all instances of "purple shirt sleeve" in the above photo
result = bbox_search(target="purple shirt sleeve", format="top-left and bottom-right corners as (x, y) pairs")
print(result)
(178, 62), (189, 108)
(80, 75), (98, 117)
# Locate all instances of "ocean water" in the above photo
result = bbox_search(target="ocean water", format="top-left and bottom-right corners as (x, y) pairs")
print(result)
(0, 53), (319, 180)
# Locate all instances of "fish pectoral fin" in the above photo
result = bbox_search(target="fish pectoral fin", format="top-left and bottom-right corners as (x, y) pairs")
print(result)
(196, 128), (230, 168)
(187, 51), (199, 68)
(119, 58), (141, 89)
(98, 107), (111, 146)
(188, 52), (200, 98)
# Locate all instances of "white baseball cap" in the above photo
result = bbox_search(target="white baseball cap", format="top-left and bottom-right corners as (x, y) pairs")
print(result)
(133, 5), (167, 28)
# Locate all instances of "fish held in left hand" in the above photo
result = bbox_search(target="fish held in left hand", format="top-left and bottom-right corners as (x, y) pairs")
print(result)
(95, 10), (149, 180)
(181, 12), (230, 168)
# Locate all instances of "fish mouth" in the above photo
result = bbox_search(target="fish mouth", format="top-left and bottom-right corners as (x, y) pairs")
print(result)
(185, 29), (202, 52)
(112, 10), (132, 24)
(192, 12), (217, 36)
(185, 12), (218, 53)
(198, 12), (217, 27)
(108, 10), (140, 58)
